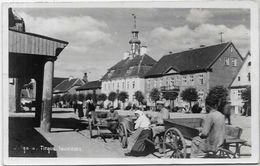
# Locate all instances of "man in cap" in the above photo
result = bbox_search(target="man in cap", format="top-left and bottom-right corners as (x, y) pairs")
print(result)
(105, 106), (119, 137)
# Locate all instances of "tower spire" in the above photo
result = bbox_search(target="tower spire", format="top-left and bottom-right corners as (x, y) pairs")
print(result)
(132, 13), (136, 29)
(129, 13), (141, 57)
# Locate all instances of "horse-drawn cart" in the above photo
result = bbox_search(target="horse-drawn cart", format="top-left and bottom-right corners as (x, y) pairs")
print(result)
(118, 116), (250, 158)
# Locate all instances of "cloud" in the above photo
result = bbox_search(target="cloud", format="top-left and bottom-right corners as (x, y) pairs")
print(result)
(149, 24), (250, 57)
(17, 11), (114, 80)
(186, 9), (213, 25)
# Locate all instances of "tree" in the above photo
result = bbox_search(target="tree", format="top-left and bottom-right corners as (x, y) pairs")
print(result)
(53, 95), (61, 105)
(118, 91), (129, 109)
(149, 88), (161, 110)
(135, 91), (144, 105)
(78, 93), (85, 102)
(181, 87), (198, 111)
(85, 93), (93, 100)
(108, 91), (117, 106)
(241, 86), (251, 103)
(241, 86), (251, 116)
(162, 91), (179, 111)
(92, 93), (97, 104)
(97, 93), (107, 102)
(206, 86), (228, 113)
(71, 94), (77, 102)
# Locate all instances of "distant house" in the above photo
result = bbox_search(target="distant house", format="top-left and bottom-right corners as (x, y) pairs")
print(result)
(53, 77), (68, 89)
(230, 52), (251, 114)
(76, 80), (102, 95)
(145, 42), (244, 107)
(53, 77), (85, 96)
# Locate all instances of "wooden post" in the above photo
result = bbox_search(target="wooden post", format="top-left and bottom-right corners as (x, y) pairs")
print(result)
(40, 60), (54, 132)
(35, 76), (43, 127)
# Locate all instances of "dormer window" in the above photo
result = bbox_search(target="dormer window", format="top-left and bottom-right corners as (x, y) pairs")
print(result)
(108, 70), (115, 78)
(126, 66), (134, 75)
(248, 62), (251, 66)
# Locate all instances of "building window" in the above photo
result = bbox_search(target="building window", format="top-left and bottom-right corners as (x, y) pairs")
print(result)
(231, 58), (237, 67)
(230, 46), (233, 52)
(238, 76), (240, 81)
(190, 75), (194, 85)
(238, 90), (242, 97)
(248, 62), (251, 66)
(170, 77), (175, 87)
(224, 57), (230, 66)
(117, 82), (119, 89)
(132, 81), (135, 89)
(248, 73), (250, 81)
(199, 74), (204, 85)
(182, 76), (187, 84)
(113, 83), (115, 90)
(122, 82), (125, 89)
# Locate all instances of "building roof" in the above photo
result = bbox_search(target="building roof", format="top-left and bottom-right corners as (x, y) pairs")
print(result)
(53, 77), (68, 88)
(101, 54), (156, 80)
(145, 42), (237, 78)
(53, 78), (84, 94)
(76, 80), (102, 91)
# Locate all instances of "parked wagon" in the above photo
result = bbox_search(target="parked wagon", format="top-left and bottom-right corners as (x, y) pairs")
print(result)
(118, 116), (250, 158)
(163, 118), (251, 158)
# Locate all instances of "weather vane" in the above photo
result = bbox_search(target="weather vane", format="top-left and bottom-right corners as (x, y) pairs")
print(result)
(132, 13), (136, 29)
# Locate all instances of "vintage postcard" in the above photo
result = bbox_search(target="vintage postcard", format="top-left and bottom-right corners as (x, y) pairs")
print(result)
(1, 0), (259, 165)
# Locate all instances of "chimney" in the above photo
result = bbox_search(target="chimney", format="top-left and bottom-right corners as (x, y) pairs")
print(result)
(140, 46), (147, 56)
(83, 73), (88, 83)
(69, 76), (73, 81)
(189, 48), (193, 50)
(200, 45), (205, 47)
(169, 51), (173, 54)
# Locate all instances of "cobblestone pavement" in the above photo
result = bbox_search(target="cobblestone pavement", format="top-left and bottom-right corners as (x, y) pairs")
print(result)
(9, 108), (252, 158)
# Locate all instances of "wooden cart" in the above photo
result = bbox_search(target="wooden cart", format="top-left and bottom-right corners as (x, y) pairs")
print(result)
(88, 111), (116, 139)
(163, 118), (251, 158)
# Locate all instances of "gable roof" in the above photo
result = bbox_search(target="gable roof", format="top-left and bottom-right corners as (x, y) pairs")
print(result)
(53, 77), (68, 88)
(102, 54), (156, 80)
(145, 42), (235, 78)
(76, 80), (101, 91)
(229, 51), (251, 88)
(53, 78), (84, 94)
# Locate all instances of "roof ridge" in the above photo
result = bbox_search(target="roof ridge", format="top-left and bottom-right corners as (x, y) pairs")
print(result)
(164, 42), (230, 58)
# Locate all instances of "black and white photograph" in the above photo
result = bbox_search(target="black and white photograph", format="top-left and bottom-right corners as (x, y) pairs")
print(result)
(2, 1), (259, 165)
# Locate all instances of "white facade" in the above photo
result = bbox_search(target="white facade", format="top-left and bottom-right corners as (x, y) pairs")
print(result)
(230, 52), (251, 114)
(101, 77), (145, 102)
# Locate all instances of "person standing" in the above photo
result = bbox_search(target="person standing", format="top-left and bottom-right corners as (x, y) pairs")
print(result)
(190, 95), (225, 158)
(77, 100), (84, 120)
(223, 101), (232, 125)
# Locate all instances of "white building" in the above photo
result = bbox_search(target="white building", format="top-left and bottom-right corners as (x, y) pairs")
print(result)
(230, 52), (251, 114)
(101, 15), (156, 105)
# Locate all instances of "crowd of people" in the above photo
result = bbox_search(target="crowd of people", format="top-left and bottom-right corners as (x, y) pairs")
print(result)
(66, 94), (238, 158)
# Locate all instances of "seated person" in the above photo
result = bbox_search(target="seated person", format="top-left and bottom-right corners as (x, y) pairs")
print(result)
(190, 94), (225, 158)
(125, 110), (153, 156)
(105, 106), (119, 135)
(150, 102), (170, 151)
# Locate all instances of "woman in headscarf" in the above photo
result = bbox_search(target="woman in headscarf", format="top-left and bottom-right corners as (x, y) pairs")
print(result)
(124, 110), (153, 156)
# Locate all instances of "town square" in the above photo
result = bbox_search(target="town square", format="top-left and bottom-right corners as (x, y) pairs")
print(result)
(3, 2), (259, 165)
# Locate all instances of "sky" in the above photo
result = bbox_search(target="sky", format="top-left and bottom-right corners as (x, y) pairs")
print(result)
(14, 8), (250, 81)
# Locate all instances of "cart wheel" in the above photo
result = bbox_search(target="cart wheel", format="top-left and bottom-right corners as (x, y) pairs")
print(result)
(163, 127), (187, 158)
(118, 123), (128, 148)
(88, 118), (93, 138)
